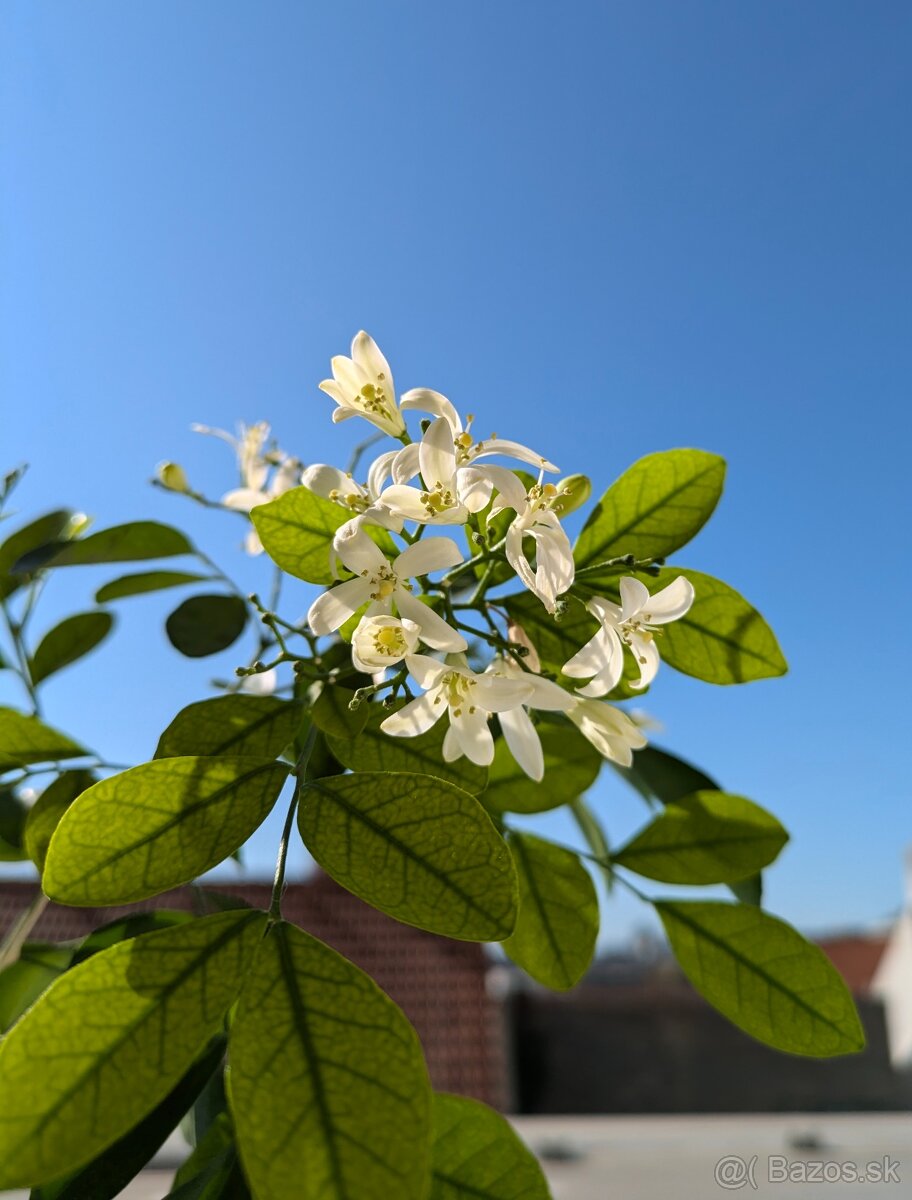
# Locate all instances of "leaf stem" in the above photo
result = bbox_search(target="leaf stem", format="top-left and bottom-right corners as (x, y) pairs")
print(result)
(0, 889), (49, 970)
(1, 596), (41, 715)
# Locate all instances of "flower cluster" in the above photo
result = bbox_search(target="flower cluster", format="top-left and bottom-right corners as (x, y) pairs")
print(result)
(301, 332), (695, 779)
(189, 331), (695, 781)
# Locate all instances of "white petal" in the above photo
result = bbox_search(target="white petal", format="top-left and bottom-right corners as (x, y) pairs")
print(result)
(307, 577), (372, 635)
(400, 388), (462, 432)
(480, 465), (527, 513)
(351, 331), (394, 396)
(330, 354), (365, 396)
(395, 536), (464, 578)
(395, 588), (468, 652)
(563, 627), (623, 685)
(587, 595), (623, 625)
(221, 487), (268, 512)
(533, 526), (574, 606)
(404, 653), (448, 689)
(628, 632), (661, 690)
(301, 464), (362, 502)
(505, 524), (539, 599)
(499, 706), (544, 781)
(523, 673), (575, 712)
(619, 576), (651, 618)
(456, 467), (494, 513)
(390, 442), (422, 486)
(641, 575), (695, 624)
(419, 417), (457, 492)
(471, 437), (558, 473)
(366, 450), (400, 500)
(449, 706), (495, 767)
(378, 484), (435, 522)
(569, 700), (647, 764)
(442, 723), (463, 762)
(475, 675), (534, 712)
(381, 692), (442, 738)
(333, 522), (387, 576)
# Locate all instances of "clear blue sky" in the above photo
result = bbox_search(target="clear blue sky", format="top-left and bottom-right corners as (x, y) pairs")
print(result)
(2, 1), (910, 945)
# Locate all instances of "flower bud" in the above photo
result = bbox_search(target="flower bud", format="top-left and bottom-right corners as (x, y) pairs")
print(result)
(156, 461), (191, 493)
(550, 473), (591, 517)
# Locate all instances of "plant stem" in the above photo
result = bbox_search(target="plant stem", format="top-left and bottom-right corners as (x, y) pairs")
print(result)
(269, 725), (318, 920)
(1, 597), (40, 715)
(0, 890), (48, 971)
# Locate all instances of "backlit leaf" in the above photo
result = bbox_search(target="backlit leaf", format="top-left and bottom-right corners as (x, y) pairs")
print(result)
(656, 900), (865, 1056)
(484, 721), (601, 813)
(613, 792), (788, 884)
(155, 696), (303, 760)
(24, 521), (193, 569)
(298, 772), (517, 940)
(0, 511), (76, 599)
(95, 570), (210, 603)
(230, 921), (431, 1200)
(503, 833), (598, 990)
(575, 449), (725, 573)
(30, 612), (114, 685)
(310, 684), (369, 740)
(0, 910), (265, 1188)
(326, 703), (487, 795)
(0, 709), (85, 773)
(250, 487), (352, 585)
(43, 757), (289, 905)
(430, 1093), (551, 1199)
(24, 770), (95, 871)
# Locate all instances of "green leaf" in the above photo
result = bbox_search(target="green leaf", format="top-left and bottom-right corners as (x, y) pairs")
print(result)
(229, 921), (432, 1200)
(43, 757), (289, 905)
(155, 695), (303, 760)
(72, 911), (195, 965)
(484, 721), (601, 813)
(0, 944), (73, 1033)
(0, 511), (76, 599)
(655, 901), (866, 1056)
(33, 1037), (227, 1200)
(575, 448), (726, 573)
(166, 595), (248, 658)
(298, 772), (518, 940)
(24, 521), (194, 569)
(170, 1113), (250, 1198)
(250, 487), (352, 585)
(0, 910), (265, 1188)
(326, 702), (488, 795)
(730, 873), (763, 907)
(95, 570), (210, 603)
(0, 708), (86, 772)
(430, 1093), (552, 1199)
(310, 684), (369, 740)
(613, 792), (788, 885)
(0, 789), (29, 859)
(24, 770), (95, 871)
(503, 833), (598, 990)
(30, 611), (114, 686)
(569, 796), (613, 891)
(616, 743), (719, 805)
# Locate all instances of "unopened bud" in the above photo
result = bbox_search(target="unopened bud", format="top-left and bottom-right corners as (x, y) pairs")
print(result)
(550, 473), (592, 517)
(156, 461), (191, 493)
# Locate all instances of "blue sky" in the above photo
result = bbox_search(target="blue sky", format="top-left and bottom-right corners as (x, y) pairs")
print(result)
(2, 1), (910, 945)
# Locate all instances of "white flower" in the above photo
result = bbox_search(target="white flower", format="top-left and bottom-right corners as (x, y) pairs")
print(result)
(380, 402), (559, 526)
(486, 657), (574, 781)
(487, 468), (574, 614)
(193, 421), (301, 554)
(319, 332), (405, 438)
(566, 698), (647, 767)
(307, 524), (467, 652)
(239, 667), (279, 696)
(351, 615), (421, 674)
(563, 575), (695, 695)
(488, 655), (648, 776)
(400, 389), (558, 473)
(380, 654), (534, 767)
(301, 453), (403, 533)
